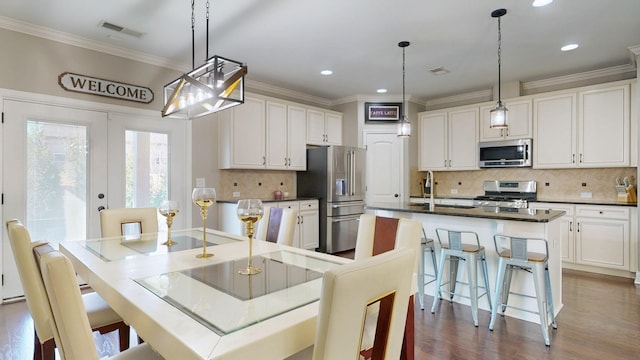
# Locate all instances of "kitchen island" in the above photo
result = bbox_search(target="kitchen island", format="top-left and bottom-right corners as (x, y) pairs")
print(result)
(365, 202), (566, 324)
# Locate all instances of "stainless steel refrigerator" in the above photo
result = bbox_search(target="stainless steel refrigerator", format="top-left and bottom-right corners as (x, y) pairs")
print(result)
(297, 145), (365, 253)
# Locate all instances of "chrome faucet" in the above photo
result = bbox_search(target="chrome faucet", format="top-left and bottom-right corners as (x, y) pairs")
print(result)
(427, 170), (434, 211)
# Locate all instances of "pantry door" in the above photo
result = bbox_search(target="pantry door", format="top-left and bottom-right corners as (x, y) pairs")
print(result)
(364, 130), (407, 204)
(1, 99), (188, 300)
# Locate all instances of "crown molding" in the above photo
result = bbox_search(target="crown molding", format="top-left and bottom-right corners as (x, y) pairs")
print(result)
(629, 45), (640, 68)
(0, 15), (190, 71)
(522, 64), (636, 91)
(331, 94), (425, 107)
(425, 89), (492, 108)
(245, 80), (332, 107)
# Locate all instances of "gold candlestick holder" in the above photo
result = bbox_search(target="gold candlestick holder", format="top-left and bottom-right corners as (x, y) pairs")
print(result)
(160, 200), (180, 246)
(237, 199), (263, 275)
(192, 188), (216, 258)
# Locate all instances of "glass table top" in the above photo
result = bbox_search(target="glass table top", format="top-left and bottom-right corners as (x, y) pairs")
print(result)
(83, 229), (239, 262)
(135, 250), (343, 335)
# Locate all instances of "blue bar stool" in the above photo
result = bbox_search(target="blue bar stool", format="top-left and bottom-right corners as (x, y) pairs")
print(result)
(430, 228), (492, 326)
(417, 228), (438, 310)
(489, 234), (557, 346)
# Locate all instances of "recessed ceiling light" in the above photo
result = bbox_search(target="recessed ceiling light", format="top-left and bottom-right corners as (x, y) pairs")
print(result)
(320, 70), (333, 75)
(376, 89), (387, 93)
(532, 0), (553, 7)
(561, 43), (579, 51)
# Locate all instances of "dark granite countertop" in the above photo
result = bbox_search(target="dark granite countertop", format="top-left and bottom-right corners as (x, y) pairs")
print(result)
(217, 197), (318, 204)
(409, 196), (637, 207)
(366, 202), (566, 223)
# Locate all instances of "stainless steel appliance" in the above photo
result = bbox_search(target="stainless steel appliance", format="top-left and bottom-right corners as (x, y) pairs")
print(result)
(478, 138), (532, 168)
(473, 180), (537, 209)
(297, 146), (366, 253)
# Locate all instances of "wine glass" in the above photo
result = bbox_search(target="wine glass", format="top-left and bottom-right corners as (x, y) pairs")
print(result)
(236, 199), (264, 275)
(192, 187), (217, 258)
(159, 200), (180, 246)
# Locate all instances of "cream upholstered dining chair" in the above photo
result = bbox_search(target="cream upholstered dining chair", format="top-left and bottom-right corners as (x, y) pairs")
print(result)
(33, 244), (164, 360)
(100, 207), (159, 238)
(312, 248), (415, 360)
(6, 219), (130, 360)
(353, 213), (423, 359)
(255, 206), (297, 246)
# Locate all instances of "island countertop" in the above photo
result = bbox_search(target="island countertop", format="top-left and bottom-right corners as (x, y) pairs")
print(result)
(365, 202), (566, 223)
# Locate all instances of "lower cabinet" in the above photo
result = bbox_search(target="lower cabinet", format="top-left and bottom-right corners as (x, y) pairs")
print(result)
(218, 200), (319, 250)
(531, 203), (632, 273)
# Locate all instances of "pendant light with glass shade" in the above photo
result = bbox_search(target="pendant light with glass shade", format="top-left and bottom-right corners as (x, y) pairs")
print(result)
(490, 8), (508, 129)
(397, 41), (411, 137)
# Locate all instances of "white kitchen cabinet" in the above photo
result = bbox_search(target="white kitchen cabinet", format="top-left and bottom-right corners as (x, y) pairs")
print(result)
(530, 203), (575, 263)
(480, 98), (532, 142)
(579, 84), (630, 167)
(218, 97), (266, 169)
(298, 200), (319, 250)
(219, 200), (319, 250)
(533, 83), (630, 169)
(533, 93), (577, 168)
(307, 109), (342, 145)
(575, 205), (630, 271)
(266, 101), (307, 170)
(419, 106), (478, 171)
(531, 202), (632, 273)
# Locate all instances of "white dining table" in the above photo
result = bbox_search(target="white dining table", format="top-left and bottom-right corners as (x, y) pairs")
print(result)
(60, 228), (348, 360)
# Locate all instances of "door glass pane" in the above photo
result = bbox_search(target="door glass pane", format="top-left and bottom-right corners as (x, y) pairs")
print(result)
(26, 120), (87, 243)
(125, 130), (169, 228)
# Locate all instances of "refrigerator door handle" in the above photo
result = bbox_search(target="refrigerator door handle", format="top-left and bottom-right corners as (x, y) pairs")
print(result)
(350, 150), (356, 196)
(331, 201), (367, 208)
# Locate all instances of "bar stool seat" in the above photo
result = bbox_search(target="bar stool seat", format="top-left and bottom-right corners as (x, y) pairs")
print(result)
(489, 234), (557, 346)
(417, 229), (438, 310)
(430, 228), (492, 327)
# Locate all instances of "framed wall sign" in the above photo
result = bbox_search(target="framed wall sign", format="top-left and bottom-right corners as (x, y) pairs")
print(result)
(365, 102), (402, 123)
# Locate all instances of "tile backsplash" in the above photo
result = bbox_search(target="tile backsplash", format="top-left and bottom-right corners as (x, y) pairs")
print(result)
(411, 167), (637, 202)
(218, 169), (295, 200)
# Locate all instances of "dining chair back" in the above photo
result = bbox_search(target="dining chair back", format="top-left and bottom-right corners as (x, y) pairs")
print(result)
(312, 248), (415, 360)
(33, 245), (164, 360)
(353, 213), (422, 360)
(100, 207), (159, 238)
(6, 219), (130, 360)
(255, 207), (297, 246)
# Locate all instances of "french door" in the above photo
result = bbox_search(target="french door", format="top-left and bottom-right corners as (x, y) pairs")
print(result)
(2, 99), (188, 300)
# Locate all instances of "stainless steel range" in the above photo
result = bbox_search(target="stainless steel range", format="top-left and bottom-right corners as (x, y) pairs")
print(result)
(473, 180), (537, 209)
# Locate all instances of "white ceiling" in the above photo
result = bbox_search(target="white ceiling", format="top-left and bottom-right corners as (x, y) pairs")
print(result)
(1, 0), (639, 101)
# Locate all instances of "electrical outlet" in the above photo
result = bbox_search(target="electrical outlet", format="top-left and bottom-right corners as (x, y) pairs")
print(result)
(196, 178), (206, 187)
(450, 189), (458, 194)
(581, 192), (592, 198)
(232, 191), (241, 197)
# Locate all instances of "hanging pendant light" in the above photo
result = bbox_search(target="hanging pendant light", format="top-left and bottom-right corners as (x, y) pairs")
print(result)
(162, 0), (247, 119)
(397, 41), (411, 137)
(490, 8), (508, 129)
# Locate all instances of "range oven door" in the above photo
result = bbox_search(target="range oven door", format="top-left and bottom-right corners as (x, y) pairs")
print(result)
(326, 214), (360, 253)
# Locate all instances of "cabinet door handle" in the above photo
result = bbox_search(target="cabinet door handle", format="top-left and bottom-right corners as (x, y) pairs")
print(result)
(284, 157), (288, 166)
(579, 153), (583, 163)
(569, 221), (573, 232)
(577, 222), (580, 232)
(301, 215), (304, 224)
(572, 154), (575, 164)
(262, 156), (266, 166)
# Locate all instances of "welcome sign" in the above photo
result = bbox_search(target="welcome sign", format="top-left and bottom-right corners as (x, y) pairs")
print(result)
(58, 72), (154, 104)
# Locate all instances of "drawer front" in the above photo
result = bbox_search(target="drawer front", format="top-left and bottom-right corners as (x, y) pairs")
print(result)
(299, 200), (319, 210)
(530, 202), (574, 216)
(575, 205), (629, 220)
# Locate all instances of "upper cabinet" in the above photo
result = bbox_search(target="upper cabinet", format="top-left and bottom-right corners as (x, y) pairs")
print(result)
(220, 95), (341, 170)
(533, 83), (630, 169)
(307, 109), (342, 145)
(218, 97), (267, 169)
(480, 98), (532, 142)
(419, 106), (478, 171)
(266, 102), (307, 170)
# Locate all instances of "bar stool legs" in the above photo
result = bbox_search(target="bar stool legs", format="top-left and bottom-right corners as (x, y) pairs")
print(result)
(430, 229), (491, 327)
(489, 235), (557, 346)
(417, 228), (438, 310)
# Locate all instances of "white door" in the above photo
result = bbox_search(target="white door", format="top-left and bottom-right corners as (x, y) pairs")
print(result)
(2, 100), (188, 300)
(364, 131), (404, 204)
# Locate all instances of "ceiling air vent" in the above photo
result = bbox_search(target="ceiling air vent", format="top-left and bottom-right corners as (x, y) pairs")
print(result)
(98, 20), (144, 38)
(429, 67), (450, 76)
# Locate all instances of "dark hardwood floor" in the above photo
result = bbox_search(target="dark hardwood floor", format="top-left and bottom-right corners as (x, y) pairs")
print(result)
(1, 269), (638, 359)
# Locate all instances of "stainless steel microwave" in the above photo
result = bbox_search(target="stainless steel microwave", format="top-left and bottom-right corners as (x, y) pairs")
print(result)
(478, 138), (532, 168)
